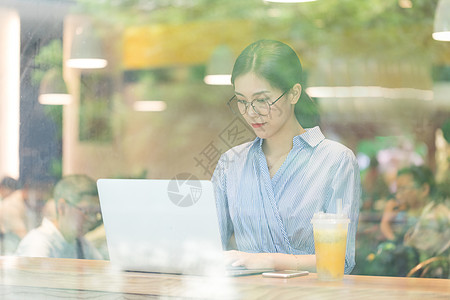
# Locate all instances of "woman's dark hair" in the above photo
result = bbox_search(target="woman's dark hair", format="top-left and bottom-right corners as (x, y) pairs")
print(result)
(397, 165), (435, 196)
(231, 39), (303, 91)
(231, 40), (319, 127)
(0, 176), (19, 191)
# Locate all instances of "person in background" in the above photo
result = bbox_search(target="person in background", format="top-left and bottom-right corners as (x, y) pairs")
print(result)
(403, 200), (450, 266)
(85, 223), (109, 260)
(0, 177), (19, 254)
(15, 175), (103, 259)
(212, 40), (361, 273)
(0, 177), (19, 200)
(366, 165), (439, 277)
(1, 178), (53, 255)
(0, 176), (28, 254)
(380, 165), (434, 241)
(402, 165), (450, 278)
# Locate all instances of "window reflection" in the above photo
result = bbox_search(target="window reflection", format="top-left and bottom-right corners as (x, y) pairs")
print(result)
(0, 0), (448, 278)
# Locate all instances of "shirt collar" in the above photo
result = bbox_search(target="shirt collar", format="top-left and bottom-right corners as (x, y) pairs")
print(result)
(293, 126), (325, 148)
(251, 126), (325, 151)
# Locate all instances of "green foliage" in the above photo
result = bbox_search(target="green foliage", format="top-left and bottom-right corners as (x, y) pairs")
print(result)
(130, 66), (232, 106)
(442, 119), (450, 143)
(432, 65), (450, 82)
(364, 241), (420, 277)
(31, 39), (63, 85)
(75, 0), (447, 64)
(357, 136), (401, 157)
(32, 39), (65, 180)
(357, 136), (427, 159)
(50, 157), (63, 179)
(42, 105), (63, 137)
(79, 74), (114, 143)
(75, 0), (263, 25)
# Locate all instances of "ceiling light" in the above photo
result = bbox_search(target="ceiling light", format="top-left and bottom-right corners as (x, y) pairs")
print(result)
(433, 0), (450, 41)
(133, 101), (167, 112)
(66, 22), (108, 69)
(204, 45), (234, 86)
(38, 68), (72, 105)
(306, 86), (433, 101)
(204, 74), (232, 85)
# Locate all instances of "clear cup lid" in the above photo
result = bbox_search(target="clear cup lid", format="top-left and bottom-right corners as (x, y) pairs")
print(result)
(310, 211), (350, 224)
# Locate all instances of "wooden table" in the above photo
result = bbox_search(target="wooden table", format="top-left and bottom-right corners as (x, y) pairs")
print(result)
(0, 256), (448, 299)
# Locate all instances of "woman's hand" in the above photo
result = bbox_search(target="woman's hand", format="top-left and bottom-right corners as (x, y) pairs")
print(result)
(224, 250), (274, 269)
(224, 251), (316, 272)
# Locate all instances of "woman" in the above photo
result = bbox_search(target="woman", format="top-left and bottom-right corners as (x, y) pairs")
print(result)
(212, 40), (361, 273)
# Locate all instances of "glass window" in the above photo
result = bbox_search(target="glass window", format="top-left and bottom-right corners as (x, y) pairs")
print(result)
(0, 0), (449, 278)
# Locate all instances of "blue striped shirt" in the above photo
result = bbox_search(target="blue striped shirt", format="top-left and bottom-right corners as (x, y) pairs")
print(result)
(212, 126), (361, 274)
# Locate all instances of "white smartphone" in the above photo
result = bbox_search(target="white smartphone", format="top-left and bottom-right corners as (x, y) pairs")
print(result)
(262, 270), (309, 278)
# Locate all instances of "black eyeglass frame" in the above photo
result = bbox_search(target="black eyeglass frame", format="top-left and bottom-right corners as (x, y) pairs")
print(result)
(65, 199), (103, 223)
(227, 89), (289, 116)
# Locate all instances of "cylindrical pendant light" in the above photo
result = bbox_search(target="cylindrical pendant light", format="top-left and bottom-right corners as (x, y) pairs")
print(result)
(433, 0), (450, 41)
(39, 68), (72, 105)
(66, 21), (108, 69)
(204, 45), (234, 86)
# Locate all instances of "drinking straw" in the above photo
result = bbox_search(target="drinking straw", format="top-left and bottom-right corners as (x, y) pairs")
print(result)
(336, 198), (342, 215)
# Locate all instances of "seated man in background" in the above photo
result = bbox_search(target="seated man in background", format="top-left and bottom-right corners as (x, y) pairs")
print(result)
(85, 223), (109, 260)
(15, 175), (103, 259)
(380, 165), (434, 241)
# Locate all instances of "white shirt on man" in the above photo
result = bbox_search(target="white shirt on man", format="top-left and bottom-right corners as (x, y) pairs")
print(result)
(15, 217), (103, 259)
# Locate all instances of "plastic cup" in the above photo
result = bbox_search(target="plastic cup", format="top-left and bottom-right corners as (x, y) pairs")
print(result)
(311, 212), (350, 281)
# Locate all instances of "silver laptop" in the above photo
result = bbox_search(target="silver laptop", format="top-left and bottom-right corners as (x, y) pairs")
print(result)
(97, 178), (272, 276)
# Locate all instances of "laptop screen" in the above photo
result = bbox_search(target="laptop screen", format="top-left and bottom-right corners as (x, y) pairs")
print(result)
(97, 178), (227, 275)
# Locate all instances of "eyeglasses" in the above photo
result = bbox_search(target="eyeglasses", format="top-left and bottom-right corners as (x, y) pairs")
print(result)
(67, 200), (102, 223)
(396, 185), (419, 193)
(227, 90), (289, 116)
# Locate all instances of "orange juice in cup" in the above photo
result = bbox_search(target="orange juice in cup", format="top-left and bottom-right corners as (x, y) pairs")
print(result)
(311, 212), (350, 281)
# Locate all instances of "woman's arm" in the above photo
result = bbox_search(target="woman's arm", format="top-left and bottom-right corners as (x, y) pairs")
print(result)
(380, 199), (399, 240)
(212, 154), (234, 249)
(224, 250), (316, 271)
(328, 149), (361, 274)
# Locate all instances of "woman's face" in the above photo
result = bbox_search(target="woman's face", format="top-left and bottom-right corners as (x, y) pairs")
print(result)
(233, 72), (295, 139)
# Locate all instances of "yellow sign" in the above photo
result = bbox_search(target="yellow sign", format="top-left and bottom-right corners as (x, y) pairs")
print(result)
(123, 20), (255, 69)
